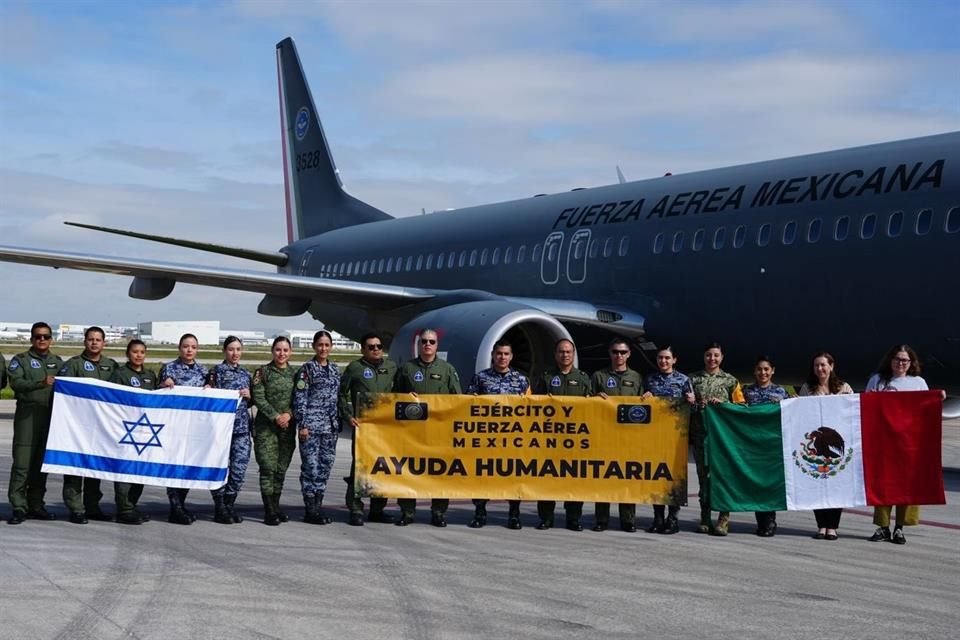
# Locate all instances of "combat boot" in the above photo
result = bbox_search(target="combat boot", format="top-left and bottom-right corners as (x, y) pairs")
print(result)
(697, 507), (712, 534)
(468, 505), (487, 528)
(507, 503), (522, 530)
(662, 515), (680, 534)
(179, 490), (198, 522)
(167, 493), (192, 526)
(262, 494), (280, 526)
(213, 495), (233, 524)
(224, 494), (243, 523)
(712, 512), (730, 537)
(646, 516), (665, 534)
(275, 495), (289, 523)
(315, 494), (331, 525)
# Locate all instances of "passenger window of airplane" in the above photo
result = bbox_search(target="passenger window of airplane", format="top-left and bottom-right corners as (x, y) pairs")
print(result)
(378, 258), (385, 273)
(426, 254), (434, 270)
(405, 256), (413, 271)
(492, 247), (500, 265)
(517, 245), (526, 263)
(757, 223), (771, 247)
(692, 229), (705, 251)
(346, 263), (353, 276)
(834, 216), (849, 241)
(415, 255), (422, 271)
(436, 252), (444, 269)
(782, 221), (797, 245)
(807, 218), (822, 243)
(652, 233), (664, 254)
(860, 213), (877, 239)
(603, 238), (613, 258)
(449, 252), (457, 269)
(480, 248), (489, 266)
(589, 239), (599, 259)
(547, 243), (557, 262)
(354, 261), (361, 274)
(671, 231), (684, 253)
(618, 236), (629, 256)
(947, 207), (960, 233)
(887, 211), (903, 237)
(532, 244), (542, 262)
(915, 209), (932, 236)
(469, 250), (478, 267)
(386, 257), (393, 273)
(504, 247), (513, 264)
(733, 225), (746, 248)
(713, 227), (726, 249)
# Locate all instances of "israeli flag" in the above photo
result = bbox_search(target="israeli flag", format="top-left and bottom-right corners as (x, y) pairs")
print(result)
(43, 378), (239, 489)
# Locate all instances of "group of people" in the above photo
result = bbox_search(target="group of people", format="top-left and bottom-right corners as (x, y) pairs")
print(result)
(2, 322), (939, 545)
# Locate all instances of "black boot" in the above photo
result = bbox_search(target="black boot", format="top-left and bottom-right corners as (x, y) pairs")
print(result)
(315, 494), (331, 525)
(224, 494), (243, 523)
(168, 492), (192, 525)
(179, 489), (197, 522)
(262, 494), (280, 526)
(468, 506), (487, 528)
(213, 495), (233, 524)
(507, 504), (522, 530)
(274, 495), (289, 523)
(303, 495), (318, 523)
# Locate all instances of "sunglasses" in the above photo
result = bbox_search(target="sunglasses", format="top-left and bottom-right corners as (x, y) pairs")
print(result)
(420, 339), (437, 345)
(32, 334), (53, 341)
(365, 344), (384, 350)
(611, 349), (629, 355)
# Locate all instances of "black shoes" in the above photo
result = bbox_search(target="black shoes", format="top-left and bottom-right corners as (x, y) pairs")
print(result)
(757, 521), (777, 537)
(621, 523), (638, 533)
(168, 506), (192, 525)
(69, 511), (88, 525)
(213, 496), (233, 524)
(661, 517), (679, 535)
(431, 512), (447, 528)
(892, 528), (906, 545)
(646, 516), (664, 534)
(468, 508), (487, 528)
(262, 495), (280, 526)
(536, 520), (553, 530)
(368, 511), (395, 524)
(348, 512), (365, 526)
(592, 522), (608, 532)
(869, 526), (891, 542)
(27, 508), (56, 521)
(507, 516), (522, 530)
(8, 510), (26, 525)
(116, 510), (144, 525)
(224, 495), (242, 523)
(566, 520), (583, 532)
(824, 532), (839, 541)
(395, 514), (415, 527)
(86, 508), (113, 522)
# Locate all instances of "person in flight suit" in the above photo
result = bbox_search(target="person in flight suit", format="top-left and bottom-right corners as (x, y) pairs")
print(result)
(293, 331), (341, 525)
(1, 352), (6, 392)
(7, 322), (63, 525)
(591, 337), (644, 532)
(207, 336), (253, 525)
(159, 333), (208, 525)
(339, 332), (398, 526)
(534, 338), (593, 531)
(466, 339), (530, 529)
(252, 336), (298, 526)
(110, 339), (158, 525)
(58, 326), (118, 524)
(393, 329), (462, 527)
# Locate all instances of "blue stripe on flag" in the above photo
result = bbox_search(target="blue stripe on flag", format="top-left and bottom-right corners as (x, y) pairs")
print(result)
(55, 378), (237, 413)
(44, 450), (228, 482)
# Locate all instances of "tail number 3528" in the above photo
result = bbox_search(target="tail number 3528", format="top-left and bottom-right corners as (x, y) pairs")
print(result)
(296, 150), (321, 172)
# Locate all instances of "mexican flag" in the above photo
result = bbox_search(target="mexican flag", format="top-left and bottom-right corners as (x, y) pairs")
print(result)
(705, 392), (945, 511)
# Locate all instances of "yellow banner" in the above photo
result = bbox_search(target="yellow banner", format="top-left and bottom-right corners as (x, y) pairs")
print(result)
(355, 393), (689, 504)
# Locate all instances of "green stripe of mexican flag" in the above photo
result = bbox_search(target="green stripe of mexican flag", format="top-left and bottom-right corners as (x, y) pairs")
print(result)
(705, 392), (944, 512)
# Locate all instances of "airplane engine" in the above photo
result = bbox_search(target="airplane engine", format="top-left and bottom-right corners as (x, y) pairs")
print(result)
(389, 300), (574, 383)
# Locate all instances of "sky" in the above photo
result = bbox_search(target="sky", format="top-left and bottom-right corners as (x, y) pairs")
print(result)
(1, 0), (958, 331)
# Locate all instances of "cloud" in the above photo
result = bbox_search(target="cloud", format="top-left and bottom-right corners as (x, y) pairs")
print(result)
(93, 142), (204, 171)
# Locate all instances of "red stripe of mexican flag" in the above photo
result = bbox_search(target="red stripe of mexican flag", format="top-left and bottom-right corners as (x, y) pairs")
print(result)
(705, 391), (944, 512)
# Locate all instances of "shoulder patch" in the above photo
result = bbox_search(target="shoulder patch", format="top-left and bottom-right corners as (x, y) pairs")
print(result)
(296, 379), (306, 390)
(253, 369), (262, 384)
(9, 358), (18, 370)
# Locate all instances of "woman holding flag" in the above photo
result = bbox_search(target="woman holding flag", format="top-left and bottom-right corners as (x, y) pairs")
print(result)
(206, 336), (253, 525)
(159, 333), (208, 525)
(798, 352), (854, 541)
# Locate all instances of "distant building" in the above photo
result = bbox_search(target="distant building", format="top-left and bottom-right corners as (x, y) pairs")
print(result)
(138, 321), (220, 345)
(58, 323), (134, 343)
(277, 329), (360, 351)
(219, 330), (269, 346)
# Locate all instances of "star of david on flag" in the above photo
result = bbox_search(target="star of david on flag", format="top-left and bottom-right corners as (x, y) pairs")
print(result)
(118, 413), (165, 455)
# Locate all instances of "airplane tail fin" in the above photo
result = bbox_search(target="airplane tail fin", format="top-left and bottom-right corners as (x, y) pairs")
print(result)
(276, 37), (392, 243)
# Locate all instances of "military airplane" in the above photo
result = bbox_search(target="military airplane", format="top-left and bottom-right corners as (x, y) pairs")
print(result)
(1, 37), (958, 412)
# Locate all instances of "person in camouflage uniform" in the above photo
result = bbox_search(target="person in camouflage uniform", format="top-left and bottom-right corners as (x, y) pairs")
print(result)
(6, 322), (62, 525)
(58, 326), (118, 524)
(1, 353), (6, 392)
(689, 342), (743, 536)
(207, 336), (253, 525)
(159, 333), (208, 525)
(591, 337), (644, 533)
(252, 336), (298, 526)
(293, 331), (340, 525)
(110, 339), (158, 525)
(466, 339), (530, 529)
(534, 339), (593, 531)
(742, 355), (789, 537)
(339, 332), (397, 526)
(643, 346), (696, 534)
(393, 329), (462, 527)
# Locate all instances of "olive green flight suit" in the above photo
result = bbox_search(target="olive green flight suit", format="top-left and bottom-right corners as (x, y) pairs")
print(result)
(252, 363), (298, 499)
(7, 349), (63, 513)
(393, 357), (462, 519)
(59, 354), (118, 516)
(339, 357), (397, 517)
(110, 363), (158, 517)
(591, 367), (643, 528)
(534, 367), (594, 524)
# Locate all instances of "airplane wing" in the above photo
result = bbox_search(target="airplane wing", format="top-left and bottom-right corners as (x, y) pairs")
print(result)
(0, 245), (434, 310)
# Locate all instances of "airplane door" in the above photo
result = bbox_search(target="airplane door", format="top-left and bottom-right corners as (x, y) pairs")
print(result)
(565, 229), (590, 284)
(540, 232), (564, 285)
(298, 249), (313, 276)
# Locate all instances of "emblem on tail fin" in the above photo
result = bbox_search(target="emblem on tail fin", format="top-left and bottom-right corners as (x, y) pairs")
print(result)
(295, 107), (310, 141)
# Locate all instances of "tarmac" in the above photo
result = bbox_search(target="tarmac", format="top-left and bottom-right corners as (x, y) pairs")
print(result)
(0, 399), (957, 640)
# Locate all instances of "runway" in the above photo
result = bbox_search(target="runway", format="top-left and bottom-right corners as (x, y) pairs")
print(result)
(0, 402), (957, 640)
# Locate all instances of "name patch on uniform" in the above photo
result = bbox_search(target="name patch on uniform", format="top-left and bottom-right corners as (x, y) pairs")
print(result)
(551, 376), (561, 387)
(30, 359), (40, 369)
(623, 381), (635, 387)
(47, 363), (58, 369)
(363, 368), (374, 379)
(84, 361), (95, 371)
(377, 368), (389, 374)
(430, 373), (442, 380)
(569, 380), (579, 386)
(100, 365), (112, 372)
(414, 371), (424, 382)
(606, 377), (617, 388)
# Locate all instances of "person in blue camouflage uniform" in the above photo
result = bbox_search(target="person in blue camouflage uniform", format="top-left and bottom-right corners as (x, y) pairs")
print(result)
(393, 329), (462, 527)
(742, 355), (789, 537)
(466, 339), (530, 529)
(159, 333), (208, 525)
(58, 326), (118, 524)
(643, 346), (696, 534)
(293, 330), (340, 525)
(110, 339), (157, 525)
(533, 339), (594, 531)
(206, 336), (253, 525)
(689, 342), (743, 536)
(591, 337), (644, 532)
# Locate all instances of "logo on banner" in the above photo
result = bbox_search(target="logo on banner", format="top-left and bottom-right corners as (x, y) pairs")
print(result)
(119, 413), (165, 455)
(793, 426), (853, 479)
